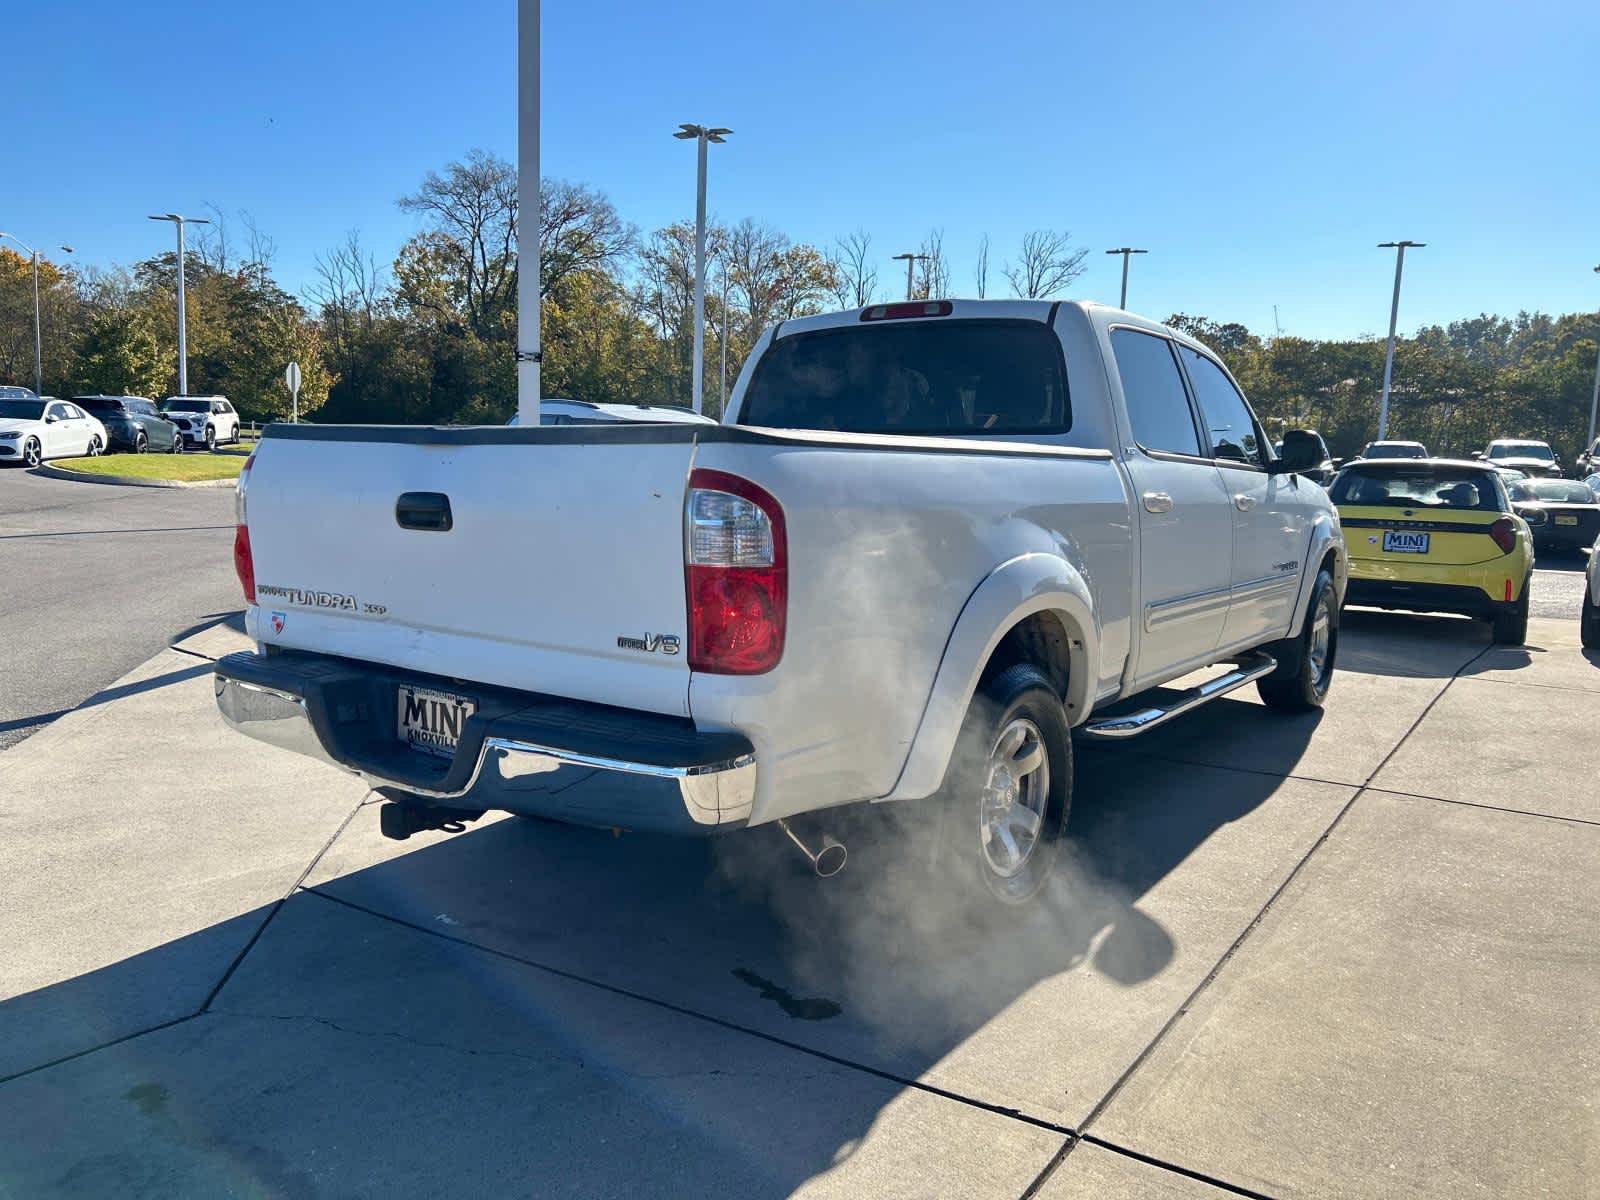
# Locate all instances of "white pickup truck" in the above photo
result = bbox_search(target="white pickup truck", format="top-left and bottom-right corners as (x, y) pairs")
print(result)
(216, 300), (1346, 904)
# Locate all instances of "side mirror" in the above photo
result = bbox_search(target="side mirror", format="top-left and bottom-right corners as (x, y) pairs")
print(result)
(1470, 451), (1484, 459)
(43, 414), (58, 424)
(1271, 429), (1323, 476)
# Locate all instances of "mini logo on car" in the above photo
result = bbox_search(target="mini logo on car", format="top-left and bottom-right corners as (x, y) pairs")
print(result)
(617, 632), (681, 655)
(270, 611), (286, 635)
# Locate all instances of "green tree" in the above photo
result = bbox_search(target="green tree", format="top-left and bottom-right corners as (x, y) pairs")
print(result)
(70, 305), (171, 396)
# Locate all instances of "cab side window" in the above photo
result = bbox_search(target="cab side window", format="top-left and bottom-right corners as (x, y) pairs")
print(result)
(1110, 329), (1202, 457)
(1180, 347), (1263, 467)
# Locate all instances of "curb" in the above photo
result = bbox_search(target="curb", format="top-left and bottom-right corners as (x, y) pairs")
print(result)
(30, 464), (239, 489)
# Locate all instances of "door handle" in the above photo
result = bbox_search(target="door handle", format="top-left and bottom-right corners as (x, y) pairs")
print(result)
(1142, 491), (1174, 514)
(1234, 493), (1257, 511)
(396, 492), (453, 532)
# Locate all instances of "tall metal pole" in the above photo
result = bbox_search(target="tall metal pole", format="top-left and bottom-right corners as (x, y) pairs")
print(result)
(175, 221), (189, 396)
(692, 134), (708, 415)
(29, 252), (41, 396)
(1104, 248), (1147, 310)
(516, 0), (541, 425)
(720, 263), (729, 417)
(891, 253), (927, 301)
(1588, 265), (1600, 451)
(1376, 240), (1423, 441)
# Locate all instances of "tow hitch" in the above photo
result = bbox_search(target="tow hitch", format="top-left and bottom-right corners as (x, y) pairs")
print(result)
(379, 801), (487, 841)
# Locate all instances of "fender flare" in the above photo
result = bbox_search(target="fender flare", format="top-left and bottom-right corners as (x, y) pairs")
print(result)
(1288, 514), (1347, 638)
(881, 553), (1098, 803)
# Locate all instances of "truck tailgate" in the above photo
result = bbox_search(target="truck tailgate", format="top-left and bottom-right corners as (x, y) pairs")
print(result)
(245, 429), (696, 717)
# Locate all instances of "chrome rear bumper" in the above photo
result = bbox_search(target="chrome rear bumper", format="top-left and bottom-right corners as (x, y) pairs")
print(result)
(214, 658), (755, 834)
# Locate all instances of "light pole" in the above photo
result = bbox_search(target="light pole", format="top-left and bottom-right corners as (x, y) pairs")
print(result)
(516, 0), (541, 425)
(1376, 240), (1424, 440)
(0, 234), (72, 396)
(148, 214), (211, 396)
(891, 253), (928, 301)
(1588, 265), (1600, 451)
(719, 262), (730, 417)
(674, 123), (731, 415)
(1104, 247), (1147, 309)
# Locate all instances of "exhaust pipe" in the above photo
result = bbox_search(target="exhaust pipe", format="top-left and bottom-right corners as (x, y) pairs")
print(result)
(777, 818), (847, 878)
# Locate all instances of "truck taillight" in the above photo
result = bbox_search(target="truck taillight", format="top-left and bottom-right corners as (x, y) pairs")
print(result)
(1489, 517), (1516, 555)
(685, 469), (786, 674)
(234, 452), (256, 603)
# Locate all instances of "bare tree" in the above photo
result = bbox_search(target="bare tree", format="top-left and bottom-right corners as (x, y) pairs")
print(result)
(915, 228), (950, 300)
(540, 178), (635, 299)
(1003, 230), (1089, 299)
(195, 203), (231, 271)
(399, 148), (518, 337)
(974, 234), (991, 299)
(829, 229), (877, 309)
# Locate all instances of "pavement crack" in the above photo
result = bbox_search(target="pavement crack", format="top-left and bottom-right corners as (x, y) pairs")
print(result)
(210, 1008), (576, 1070)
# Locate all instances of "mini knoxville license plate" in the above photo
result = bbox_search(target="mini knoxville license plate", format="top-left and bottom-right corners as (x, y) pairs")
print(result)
(1555, 515), (1579, 526)
(1382, 530), (1430, 554)
(397, 685), (478, 758)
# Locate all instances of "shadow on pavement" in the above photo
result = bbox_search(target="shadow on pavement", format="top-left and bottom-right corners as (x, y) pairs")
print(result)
(0, 662), (212, 735)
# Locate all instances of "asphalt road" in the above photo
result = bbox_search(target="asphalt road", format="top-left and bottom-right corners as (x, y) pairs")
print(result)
(0, 468), (240, 750)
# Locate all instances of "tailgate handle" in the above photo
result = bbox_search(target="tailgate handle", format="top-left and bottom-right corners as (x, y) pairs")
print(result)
(396, 492), (453, 532)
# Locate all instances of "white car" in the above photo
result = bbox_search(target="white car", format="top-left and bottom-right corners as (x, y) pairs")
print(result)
(0, 397), (108, 467)
(507, 399), (719, 426)
(215, 299), (1346, 904)
(161, 396), (241, 449)
(1584, 543), (1600, 650)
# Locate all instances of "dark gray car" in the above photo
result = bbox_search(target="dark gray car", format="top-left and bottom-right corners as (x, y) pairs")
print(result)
(74, 395), (183, 453)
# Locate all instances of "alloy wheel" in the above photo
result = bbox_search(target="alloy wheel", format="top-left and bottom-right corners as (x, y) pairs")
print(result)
(23, 439), (41, 468)
(88, 436), (103, 457)
(978, 717), (1050, 878)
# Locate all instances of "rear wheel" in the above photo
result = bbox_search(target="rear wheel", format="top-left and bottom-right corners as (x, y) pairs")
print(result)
(87, 435), (103, 457)
(1258, 568), (1339, 712)
(1580, 580), (1599, 650)
(1491, 575), (1530, 646)
(939, 662), (1072, 906)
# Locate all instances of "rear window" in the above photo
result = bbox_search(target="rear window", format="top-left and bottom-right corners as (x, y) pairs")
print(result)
(1509, 480), (1594, 503)
(739, 320), (1069, 435)
(1363, 442), (1427, 459)
(1331, 466), (1502, 511)
(1489, 442), (1553, 461)
(76, 398), (125, 414)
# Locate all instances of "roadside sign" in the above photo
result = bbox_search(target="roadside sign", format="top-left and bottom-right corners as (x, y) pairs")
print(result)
(285, 361), (302, 423)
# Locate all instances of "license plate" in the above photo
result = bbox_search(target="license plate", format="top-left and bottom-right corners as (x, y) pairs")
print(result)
(397, 685), (478, 758)
(1556, 515), (1579, 526)
(1382, 531), (1430, 554)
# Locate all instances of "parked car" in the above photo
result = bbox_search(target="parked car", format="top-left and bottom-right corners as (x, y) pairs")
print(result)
(1574, 437), (1600, 477)
(161, 396), (240, 449)
(1274, 430), (1335, 485)
(1356, 440), (1429, 460)
(1480, 438), (1563, 477)
(1506, 478), (1600, 554)
(74, 395), (183, 453)
(1331, 458), (1531, 644)
(0, 385), (39, 402)
(0, 397), (107, 467)
(1583, 542), (1600, 650)
(214, 299), (1347, 906)
(507, 399), (720, 426)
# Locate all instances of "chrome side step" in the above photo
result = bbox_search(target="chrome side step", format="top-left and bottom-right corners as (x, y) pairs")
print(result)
(1081, 651), (1277, 740)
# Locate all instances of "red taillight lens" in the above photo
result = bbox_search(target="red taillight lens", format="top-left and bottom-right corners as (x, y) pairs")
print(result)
(685, 469), (786, 674)
(1489, 517), (1516, 555)
(233, 524), (256, 603)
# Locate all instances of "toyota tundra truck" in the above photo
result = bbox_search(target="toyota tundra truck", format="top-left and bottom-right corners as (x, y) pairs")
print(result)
(215, 300), (1346, 904)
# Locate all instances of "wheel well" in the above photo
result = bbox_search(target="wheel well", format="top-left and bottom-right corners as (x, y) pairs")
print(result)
(980, 611), (1073, 702)
(1318, 548), (1337, 578)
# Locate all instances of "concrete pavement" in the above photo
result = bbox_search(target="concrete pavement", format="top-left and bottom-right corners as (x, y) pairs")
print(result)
(0, 468), (238, 750)
(1, 603), (1597, 1195)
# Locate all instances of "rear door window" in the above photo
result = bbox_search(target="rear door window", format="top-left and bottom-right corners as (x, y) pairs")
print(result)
(1179, 347), (1264, 467)
(739, 319), (1069, 435)
(1110, 329), (1201, 456)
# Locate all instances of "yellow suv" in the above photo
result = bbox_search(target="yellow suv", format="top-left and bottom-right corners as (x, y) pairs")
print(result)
(1330, 458), (1533, 644)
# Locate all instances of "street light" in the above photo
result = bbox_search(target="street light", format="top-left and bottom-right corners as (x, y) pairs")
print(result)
(0, 234), (72, 396)
(1588, 265), (1600, 452)
(515, 0), (540, 425)
(891, 252), (928, 301)
(1375, 240), (1424, 441)
(148, 213), (211, 397)
(674, 123), (731, 415)
(1104, 247), (1147, 309)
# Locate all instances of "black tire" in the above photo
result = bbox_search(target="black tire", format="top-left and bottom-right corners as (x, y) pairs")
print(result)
(1582, 580), (1600, 651)
(204, 425), (216, 451)
(1491, 575), (1530, 646)
(22, 437), (42, 468)
(134, 431), (148, 454)
(170, 430), (184, 453)
(87, 436), (103, 457)
(938, 662), (1072, 906)
(1257, 567), (1339, 712)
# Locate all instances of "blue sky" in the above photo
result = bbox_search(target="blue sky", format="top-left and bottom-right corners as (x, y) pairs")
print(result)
(8, 0), (1598, 338)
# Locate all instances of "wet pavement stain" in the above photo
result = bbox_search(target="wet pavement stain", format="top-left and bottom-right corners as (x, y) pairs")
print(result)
(732, 968), (841, 1020)
(125, 1082), (168, 1117)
